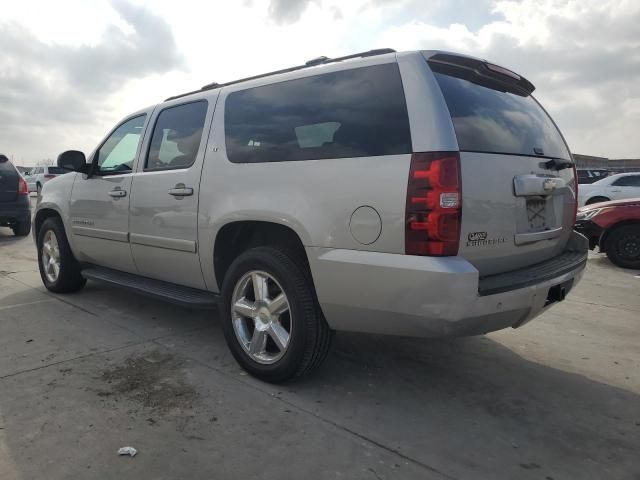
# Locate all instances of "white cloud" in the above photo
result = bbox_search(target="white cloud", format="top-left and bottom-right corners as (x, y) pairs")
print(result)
(0, 0), (638, 164)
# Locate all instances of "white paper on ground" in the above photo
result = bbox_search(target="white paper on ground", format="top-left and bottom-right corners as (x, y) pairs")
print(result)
(118, 446), (137, 457)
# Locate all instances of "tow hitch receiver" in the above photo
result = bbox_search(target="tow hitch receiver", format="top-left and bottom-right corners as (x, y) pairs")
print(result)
(545, 279), (574, 306)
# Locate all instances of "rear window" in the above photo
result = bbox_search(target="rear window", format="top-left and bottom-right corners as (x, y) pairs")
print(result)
(431, 67), (570, 160)
(47, 167), (66, 174)
(224, 63), (411, 163)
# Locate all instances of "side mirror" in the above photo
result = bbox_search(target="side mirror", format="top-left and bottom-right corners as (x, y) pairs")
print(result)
(57, 150), (88, 173)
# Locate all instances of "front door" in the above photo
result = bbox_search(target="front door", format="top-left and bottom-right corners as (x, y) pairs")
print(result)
(69, 113), (150, 273)
(129, 97), (214, 289)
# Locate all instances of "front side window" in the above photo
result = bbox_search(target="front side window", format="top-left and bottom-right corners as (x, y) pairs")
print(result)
(96, 115), (146, 174)
(146, 101), (208, 171)
(224, 63), (411, 163)
(612, 175), (640, 187)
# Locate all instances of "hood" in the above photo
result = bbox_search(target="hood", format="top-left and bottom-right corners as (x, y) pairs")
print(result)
(579, 197), (640, 211)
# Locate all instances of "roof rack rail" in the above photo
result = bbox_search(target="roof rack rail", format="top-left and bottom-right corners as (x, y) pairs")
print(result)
(164, 48), (396, 102)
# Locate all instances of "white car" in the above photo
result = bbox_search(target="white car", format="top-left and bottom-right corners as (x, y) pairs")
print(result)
(24, 166), (68, 195)
(578, 172), (640, 206)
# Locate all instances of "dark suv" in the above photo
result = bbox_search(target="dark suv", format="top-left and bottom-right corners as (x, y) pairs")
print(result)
(0, 154), (31, 236)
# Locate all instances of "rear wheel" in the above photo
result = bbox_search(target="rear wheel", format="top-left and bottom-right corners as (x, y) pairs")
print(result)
(220, 246), (332, 383)
(37, 217), (86, 292)
(585, 196), (610, 205)
(605, 225), (640, 269)
(12, 221), (31, 237)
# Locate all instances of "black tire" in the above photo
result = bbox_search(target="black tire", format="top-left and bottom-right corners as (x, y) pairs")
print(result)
(12, 221), (31, 237)
(605, 225), (640, 270)
(219, 246), (332, 383)
(37, 217), (86, 293)
(585, 196), (610, 205)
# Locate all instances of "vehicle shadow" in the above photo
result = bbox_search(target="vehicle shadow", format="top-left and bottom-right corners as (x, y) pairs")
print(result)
(0, 227), (21, 245)
(285, 331), (640, 479)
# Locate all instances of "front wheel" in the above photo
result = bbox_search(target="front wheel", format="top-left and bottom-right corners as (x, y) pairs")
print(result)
(220, 246), (332, 383)
(605, 225), (640, 269)
(37, 217), (86, 292)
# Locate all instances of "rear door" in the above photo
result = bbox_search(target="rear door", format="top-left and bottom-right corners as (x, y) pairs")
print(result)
(0, 160), (18, 202)
(428, 57), (577, 276)
(129, 97), (214, 289)
(610, 175), (640, 201)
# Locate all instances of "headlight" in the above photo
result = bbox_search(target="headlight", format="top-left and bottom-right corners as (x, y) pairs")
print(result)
(576, 208), (602, 221)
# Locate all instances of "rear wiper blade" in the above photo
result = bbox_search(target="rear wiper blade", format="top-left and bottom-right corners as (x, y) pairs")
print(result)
(542, 158), (573, 171)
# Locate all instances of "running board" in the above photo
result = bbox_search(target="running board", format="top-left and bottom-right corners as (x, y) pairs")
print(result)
(81, 266), (219, 308)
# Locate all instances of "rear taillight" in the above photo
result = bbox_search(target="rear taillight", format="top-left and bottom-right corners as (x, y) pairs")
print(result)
(18, 177), (29, 195)
(44, 174), (55, 179)
(405, 152), (462, 256)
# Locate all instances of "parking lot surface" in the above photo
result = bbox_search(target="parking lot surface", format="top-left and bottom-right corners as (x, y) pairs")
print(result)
(1, 216), (639, 479)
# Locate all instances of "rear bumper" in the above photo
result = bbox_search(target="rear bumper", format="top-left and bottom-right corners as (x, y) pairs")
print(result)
(0, 197), (31, 225)
(307, 231), (588, 338)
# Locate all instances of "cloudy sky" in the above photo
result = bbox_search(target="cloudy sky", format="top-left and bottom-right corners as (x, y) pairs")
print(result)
(1, 0), (638, 165)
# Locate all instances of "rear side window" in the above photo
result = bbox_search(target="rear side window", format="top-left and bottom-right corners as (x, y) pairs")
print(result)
(224, 63), (411, 163)
(612, 175), (640, 187)
(431, 66), (570, 160)
(146, 101), (208, 170)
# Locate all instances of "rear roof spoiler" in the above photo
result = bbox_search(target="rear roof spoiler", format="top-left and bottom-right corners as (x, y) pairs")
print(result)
(426, 52), (535, 96)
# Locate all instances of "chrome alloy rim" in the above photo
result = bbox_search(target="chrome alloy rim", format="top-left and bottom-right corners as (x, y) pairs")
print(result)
(230, 270), (292, 364)
(41, 230), (61, 283)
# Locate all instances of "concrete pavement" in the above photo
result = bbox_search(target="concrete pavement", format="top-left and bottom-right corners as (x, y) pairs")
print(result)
(0, 225), (638, 479)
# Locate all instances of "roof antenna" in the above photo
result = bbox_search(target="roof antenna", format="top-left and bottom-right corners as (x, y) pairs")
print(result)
(305, 56), (329, 66)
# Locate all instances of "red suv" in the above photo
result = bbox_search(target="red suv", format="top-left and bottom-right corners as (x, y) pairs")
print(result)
(575, 198), (640, 269)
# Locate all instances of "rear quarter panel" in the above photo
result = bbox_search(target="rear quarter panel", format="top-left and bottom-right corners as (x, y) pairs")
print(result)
(197, 52), (461, 292)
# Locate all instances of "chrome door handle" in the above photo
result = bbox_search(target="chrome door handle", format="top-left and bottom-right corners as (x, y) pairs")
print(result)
(108, 189), (127, 198)
(168, 184), (193, 197)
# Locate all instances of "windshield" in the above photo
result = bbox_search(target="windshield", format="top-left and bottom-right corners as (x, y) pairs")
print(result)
(431, 67), (571, 160)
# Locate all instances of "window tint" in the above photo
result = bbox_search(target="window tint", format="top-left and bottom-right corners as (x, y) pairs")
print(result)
(97, 115), (146, 174)
(48, 167), (66, 174)
(224, 64), (411, 163)
(431, 67), (570, 160)
(146, 101), (208, 170)
(612, 175), (640, 187)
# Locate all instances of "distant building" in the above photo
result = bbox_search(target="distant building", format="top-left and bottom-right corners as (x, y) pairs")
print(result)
(573, 154), (608, 168)
(573, 154), (640, 173)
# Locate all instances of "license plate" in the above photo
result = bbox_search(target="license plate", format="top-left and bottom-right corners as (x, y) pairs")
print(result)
(526, 198), (547, 230)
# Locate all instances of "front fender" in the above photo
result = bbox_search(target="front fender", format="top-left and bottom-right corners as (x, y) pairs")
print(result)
(33, 173), (78, 251)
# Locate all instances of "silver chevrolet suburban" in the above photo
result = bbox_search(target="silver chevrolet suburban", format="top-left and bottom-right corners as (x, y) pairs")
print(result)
(34, 49), (588, 382)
